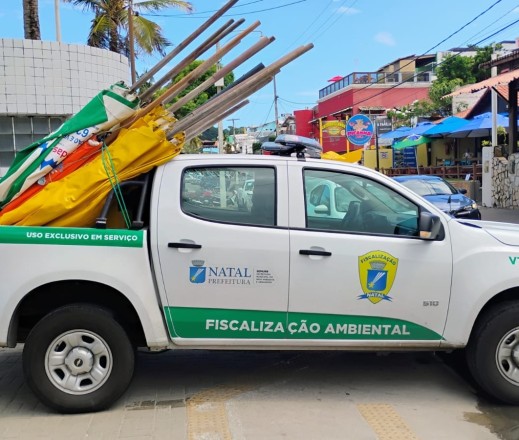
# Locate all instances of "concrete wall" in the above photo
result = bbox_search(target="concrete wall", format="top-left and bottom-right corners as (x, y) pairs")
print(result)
(0, 38), (129, 116)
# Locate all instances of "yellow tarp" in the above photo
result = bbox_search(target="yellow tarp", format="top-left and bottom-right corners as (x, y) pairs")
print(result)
(0, 108), (184, 227)
(321, 150), (363, 163)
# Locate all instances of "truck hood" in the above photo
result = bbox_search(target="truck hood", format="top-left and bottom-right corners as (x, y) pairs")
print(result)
(458, 219), (519, 246)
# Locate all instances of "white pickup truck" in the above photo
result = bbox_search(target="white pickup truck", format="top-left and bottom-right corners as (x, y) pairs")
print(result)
(2, 148), (519, 413)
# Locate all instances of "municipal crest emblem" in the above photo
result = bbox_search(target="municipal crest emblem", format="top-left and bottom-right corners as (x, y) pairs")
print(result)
(358, 251), (398, 304)
(189, 260), (206, 284)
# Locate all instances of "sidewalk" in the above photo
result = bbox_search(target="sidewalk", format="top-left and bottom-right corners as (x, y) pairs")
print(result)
(479, 206), (519, 223)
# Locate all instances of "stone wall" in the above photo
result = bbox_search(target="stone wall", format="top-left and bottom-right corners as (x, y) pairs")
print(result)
(492, 154), (519, 208)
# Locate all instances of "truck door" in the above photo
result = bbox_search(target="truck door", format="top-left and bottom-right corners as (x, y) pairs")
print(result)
(154, 161), (290, 343)
(287, 165), (452, 346)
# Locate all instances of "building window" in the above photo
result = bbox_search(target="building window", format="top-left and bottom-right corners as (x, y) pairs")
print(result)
(0, 116), (65, 169)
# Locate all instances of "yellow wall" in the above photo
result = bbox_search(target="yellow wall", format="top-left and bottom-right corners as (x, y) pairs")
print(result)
(363, 148), (393, 169)
(416, 144), (427, 166)
(364, 144), (428, 170)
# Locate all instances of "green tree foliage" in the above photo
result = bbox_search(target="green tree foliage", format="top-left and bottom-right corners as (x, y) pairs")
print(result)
(163, 60), (235, 119)
(200, 126), (218, 141)
(182, 136), (202, 154)
(472, 43), (501, 82)
(62, 0), (192, 56)
(389, 44), (499, 125)
(435, 54), (476, 84)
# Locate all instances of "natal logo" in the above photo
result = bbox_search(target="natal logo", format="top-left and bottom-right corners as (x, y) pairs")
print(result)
(358, 251), (398, 304)
(189, 260), (206, 284)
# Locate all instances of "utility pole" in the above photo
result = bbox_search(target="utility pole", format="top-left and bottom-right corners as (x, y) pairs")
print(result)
(273, 76), (279, 136)
(128, 0), (137, 84)
(228, 118), (240, 152)
(54, 0), (61, 42)
(491, 52), (498, 149)
(215, 43), (225, 153)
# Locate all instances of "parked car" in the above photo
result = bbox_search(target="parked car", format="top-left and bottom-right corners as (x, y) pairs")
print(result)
(393, 175), (481, 220)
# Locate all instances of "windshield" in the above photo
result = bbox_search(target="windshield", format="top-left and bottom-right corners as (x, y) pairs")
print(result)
(399, 179), (456, 196)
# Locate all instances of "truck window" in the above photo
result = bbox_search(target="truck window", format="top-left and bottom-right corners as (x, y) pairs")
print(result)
(303, 169), (420, 237)
(181, 166), (276, 226)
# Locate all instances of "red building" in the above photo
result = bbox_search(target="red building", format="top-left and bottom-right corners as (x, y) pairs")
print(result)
(296, 55), (436, 153)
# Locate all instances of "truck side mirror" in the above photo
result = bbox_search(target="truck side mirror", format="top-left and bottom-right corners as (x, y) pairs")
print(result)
(419, 211), (443, 240)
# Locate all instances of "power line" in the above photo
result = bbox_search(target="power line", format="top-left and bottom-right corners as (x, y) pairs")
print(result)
(283, 0), (353, 50)
(348, 17), (519, 110)
(311, 0), (359, 43)
(468, 2), (519, 42)
(143, 0), (266, 18)
(278, 97), (315, 106)
(143, 0), (308, 18)
(334, 0), (504, 99)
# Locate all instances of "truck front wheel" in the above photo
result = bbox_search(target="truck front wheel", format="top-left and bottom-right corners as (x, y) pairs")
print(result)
(467, 302), (519, 404)
(23, 305), (135, 413)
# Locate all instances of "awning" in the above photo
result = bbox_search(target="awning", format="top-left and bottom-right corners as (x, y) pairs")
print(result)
(493, 84), (519, 103)
(446, 69), (519, 97)
(330, 107), (353, 117)
(358, 106), (386, 112)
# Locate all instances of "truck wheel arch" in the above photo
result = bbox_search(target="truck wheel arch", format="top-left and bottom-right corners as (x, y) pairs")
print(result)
(9, 280), (146, 348)
(470, 287), (519, 340)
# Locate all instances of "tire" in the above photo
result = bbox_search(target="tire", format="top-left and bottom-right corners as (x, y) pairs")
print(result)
(23, 304), (135, 413)
(466, 301), (519, 404)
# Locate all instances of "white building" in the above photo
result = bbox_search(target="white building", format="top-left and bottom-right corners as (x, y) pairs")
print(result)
(0, 38), (129, 175)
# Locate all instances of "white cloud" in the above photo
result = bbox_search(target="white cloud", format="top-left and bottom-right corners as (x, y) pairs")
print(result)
(337, 6), (360, 15)
(374, 32), (396, 46)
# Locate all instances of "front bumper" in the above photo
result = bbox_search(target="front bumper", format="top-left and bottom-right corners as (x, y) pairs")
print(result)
(451, 208), (482, 220)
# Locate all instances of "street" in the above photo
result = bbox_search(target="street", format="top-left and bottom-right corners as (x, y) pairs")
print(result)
(1, 347), (519, 440)
(1, 207), (519, 440)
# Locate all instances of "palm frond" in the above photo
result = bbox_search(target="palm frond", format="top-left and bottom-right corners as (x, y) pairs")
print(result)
(133, 15), (171, 55)
(134, 0), (192, 13)
(61, 0), (103, 14)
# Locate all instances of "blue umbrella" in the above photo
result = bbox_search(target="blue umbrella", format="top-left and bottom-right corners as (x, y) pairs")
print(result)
(379, 125), (413, 140)
(448, 112), (511, 138)
(422, 116), (469, 137)
(379, 121), (435, 139)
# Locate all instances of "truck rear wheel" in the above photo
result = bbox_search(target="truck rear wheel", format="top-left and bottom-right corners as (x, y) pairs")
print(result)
(467, 302), (519, 404)
(23, 305), (135, 413)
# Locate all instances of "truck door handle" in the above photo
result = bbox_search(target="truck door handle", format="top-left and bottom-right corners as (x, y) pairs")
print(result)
(168, 242), (202, 249)
(299, 249), (332, 256)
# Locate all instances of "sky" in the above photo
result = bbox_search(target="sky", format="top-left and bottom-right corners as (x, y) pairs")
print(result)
(1, 0), (519, 129)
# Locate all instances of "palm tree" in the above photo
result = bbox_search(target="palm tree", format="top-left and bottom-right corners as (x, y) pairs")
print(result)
(62, 0), (192, 56)
(23, 0), (41, 40)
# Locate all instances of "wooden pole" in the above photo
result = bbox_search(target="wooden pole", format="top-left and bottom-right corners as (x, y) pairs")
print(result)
(130, 0), (239, 91)
(167, 43), (313, 136)
(140, 18), (245, 102)
(128, 21), (260, 128)
(168, 76), (274, 136)
(184, 100), (250, 143)
(166, 36), (275, 112)
(155, 21), (261, 107)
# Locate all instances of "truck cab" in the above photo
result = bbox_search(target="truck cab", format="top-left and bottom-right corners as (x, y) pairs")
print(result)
(5, 152), (519, 413)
